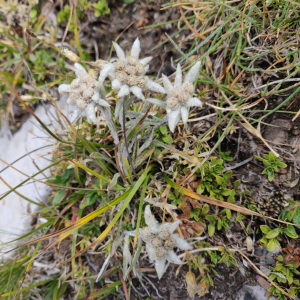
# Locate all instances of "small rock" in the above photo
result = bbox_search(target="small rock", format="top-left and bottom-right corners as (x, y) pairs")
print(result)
(263, 119), (291, 144)
(293, 129), (300, 135)
(255, 244), (281, 276)
(236, 285), (275, 300)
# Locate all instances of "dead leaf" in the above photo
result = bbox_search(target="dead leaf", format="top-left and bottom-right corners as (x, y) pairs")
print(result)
(197, 280), (210, 297)
(192, 222), (205, 231)
(290, 178), (299, 188)
(292, 129), (300, 135)
(278, 168), (288, 174)
(246, 236), (253, 252)
(256, 275), (271, 290)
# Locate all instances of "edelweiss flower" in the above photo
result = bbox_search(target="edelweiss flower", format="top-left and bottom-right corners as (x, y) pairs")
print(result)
(99, 38), (165, 100)
(162, 62), (203, 132)
(141, 205), (192, 279)
(58, 63), (110, 124)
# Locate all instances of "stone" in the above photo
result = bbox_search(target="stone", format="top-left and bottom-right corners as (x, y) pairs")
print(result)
(263, 119), (291, 144)
(236, 285), (275, 300)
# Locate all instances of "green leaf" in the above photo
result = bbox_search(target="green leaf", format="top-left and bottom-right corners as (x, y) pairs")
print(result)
(205, 215), (216, 222)
(29, 9), (37, 18)
(234, 180), (241, 188)
(269, 152), (277, 160)
(277, 255), (283, 262)
(292, 207), (300, 225)
(269, 273), (277, 281)
(277, 162), (287, 168)
(236, 214), (244, 222)
(267, 239), (279, 252)
(217, 218), (222, 230)
(223, 171), (232, 180)
(222, 189), (231, 196)
(208, 223), (215, 237)
(286, 269), (293, 285)
(227, 196), (235, 203)
(260, 225), (271, 234)
(225, 208), (231, 219)
(268, 170), (274, 181)
(196, 185), (205, 194)
(159, 125), (168, 135)
(266, 228), (280, 239)
(53, 190), (65, 205)
(263, 160), (271, 167)
(284, 224), (298, 238)
(201, 204), (210, 215)
(86, 192), (98, 206)
(261, 236), (268, 245)
(255, 155), (263, 161)
(216, 176), (224, 185)
(162, 135), (173, 143)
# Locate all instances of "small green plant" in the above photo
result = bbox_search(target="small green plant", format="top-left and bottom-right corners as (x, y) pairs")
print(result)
(280, 199), (300, 225)
(255, 152), (287, 181)
(220, 151), (233, 162)
(57, 0), (110, 30)
(217, 246), (238, 267)
(205, 211), (231, 237)
(260, 224), (298, 251)
(159, 125), (173, 143)
(268, 255), (300, 300)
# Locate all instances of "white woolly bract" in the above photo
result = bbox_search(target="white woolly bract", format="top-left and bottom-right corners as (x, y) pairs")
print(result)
(58, 84), (71, 93)
(172, 234), (192, 250)
(99, 64), (115, 83)
(74, 63), (87, 78)
(130, 86), (145, 100)
(168, 109), (181, 133)
(181, 107), (189, 124)
(112, 42), (126, 61)
(144, 205), (159, 229)
(130, 38), (141, 58)
(146, 243), (157, 262)
(139, 56), (152, 66)
(167, 250), (183, 264)
(118, 85), (130, 98)
(155, 259), (166, 279)
(160, 220), (181, 234)
(162, 75), (173, 96)
(112, 79), (121, 90)
(186, 97), (203, 107)
(184, 61), (201, 84)
(174, 64), (182, 87)
(85, 102), (97, 124)
(145, 80), (165, 94)
(70, 108), (81, 123)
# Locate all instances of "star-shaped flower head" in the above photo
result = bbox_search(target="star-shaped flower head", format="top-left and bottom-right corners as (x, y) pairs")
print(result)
(99, 38), (165, 100)
(141, 205), (192, 279)
(58, 63), (110, 124)
(162, 62), (202, 132)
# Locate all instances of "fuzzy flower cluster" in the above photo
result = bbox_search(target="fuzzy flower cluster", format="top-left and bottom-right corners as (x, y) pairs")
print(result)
(99, 38), (165, 100)
(58, 63), (109, 124)
(161, 62), (203, 132)
(141, 205), (192, 279)
(58, 37), (204, 132)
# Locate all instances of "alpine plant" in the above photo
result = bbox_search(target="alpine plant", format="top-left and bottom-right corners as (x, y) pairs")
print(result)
(58, 38), (204, 135)
(58, 63), (110, 124)
(99, 38), (165, 100)
(141, 205), (192, 279)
